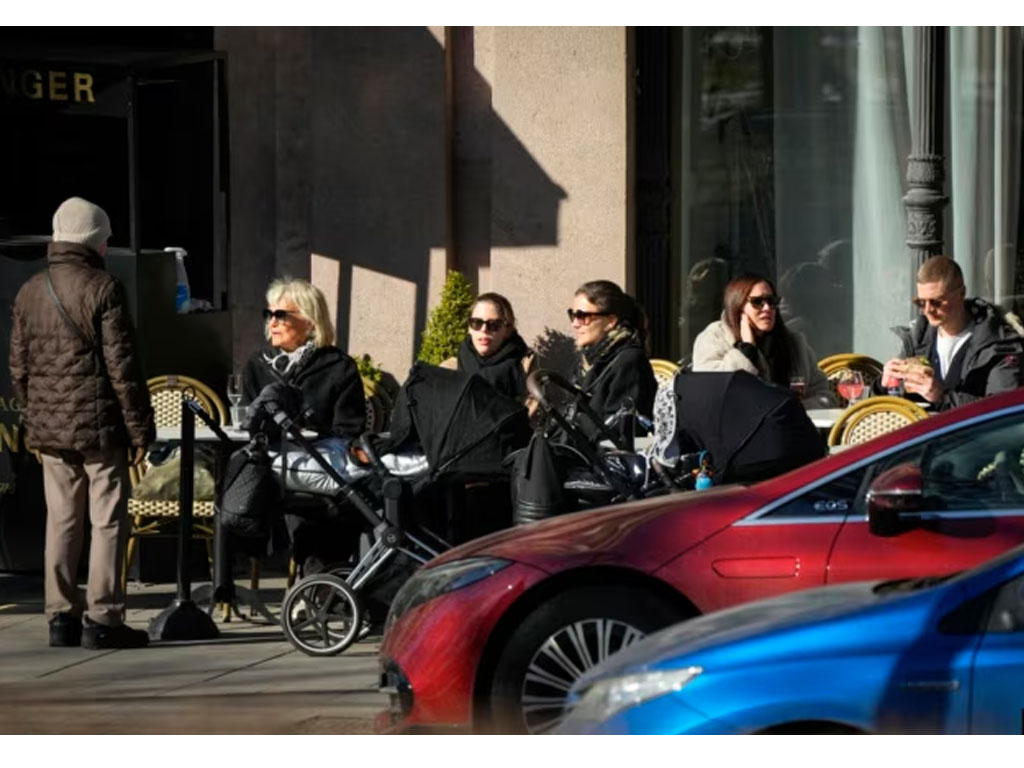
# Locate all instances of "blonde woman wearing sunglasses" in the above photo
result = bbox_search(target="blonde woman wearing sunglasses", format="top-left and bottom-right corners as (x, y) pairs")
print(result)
(693, 274), (832, 407)
(453, 292), (534, 403)
(242, 278), (366, 438)
(239, 277), (367, 575)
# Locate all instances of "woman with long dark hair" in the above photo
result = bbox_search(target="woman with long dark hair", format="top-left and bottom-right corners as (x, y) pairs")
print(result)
(692, 274), (831, 406)
(566, 279), (657, 444)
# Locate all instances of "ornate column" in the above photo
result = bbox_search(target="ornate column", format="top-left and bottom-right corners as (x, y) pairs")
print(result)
(903, 26), (948, 269)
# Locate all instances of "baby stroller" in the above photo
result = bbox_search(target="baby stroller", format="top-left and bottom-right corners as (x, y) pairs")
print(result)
(223, 363), (530, 656)
(515, 368), (825, 522)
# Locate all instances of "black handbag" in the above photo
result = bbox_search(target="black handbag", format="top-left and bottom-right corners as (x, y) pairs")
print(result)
(217, 439), (281, 540)
(511, 431), (563, 525)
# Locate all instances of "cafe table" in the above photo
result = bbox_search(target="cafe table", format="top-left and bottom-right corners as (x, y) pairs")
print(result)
(151, 415), (318, 627)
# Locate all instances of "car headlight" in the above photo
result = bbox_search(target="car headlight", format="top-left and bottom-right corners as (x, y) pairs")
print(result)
(385, 556), (512, 630)
(568, 666), (703, 723)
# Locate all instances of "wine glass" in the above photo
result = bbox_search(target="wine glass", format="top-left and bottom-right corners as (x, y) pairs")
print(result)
(837, 370), (864, 406)
(226, 374), (244, 426)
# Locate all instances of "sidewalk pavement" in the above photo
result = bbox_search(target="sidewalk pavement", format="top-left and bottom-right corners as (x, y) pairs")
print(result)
(0, 574), (387, 734)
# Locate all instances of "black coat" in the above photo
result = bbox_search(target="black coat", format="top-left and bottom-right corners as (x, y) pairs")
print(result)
(572, 338), (656, 445)
(885, 298), (1024, 411)
(456, 332), (530, 402)
(242, 345), (366, 438)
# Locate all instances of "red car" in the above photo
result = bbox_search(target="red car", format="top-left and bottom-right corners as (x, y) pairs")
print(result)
(377, 388), (1024, 734)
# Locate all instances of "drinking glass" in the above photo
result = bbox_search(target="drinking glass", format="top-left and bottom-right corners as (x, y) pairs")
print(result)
(226, 374), (243, 424)
(789, 376), (806, 398)
(837, 370), (865, 406)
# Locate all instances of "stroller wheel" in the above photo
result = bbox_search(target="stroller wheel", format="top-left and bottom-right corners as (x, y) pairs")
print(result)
(280, 573), (363, 657)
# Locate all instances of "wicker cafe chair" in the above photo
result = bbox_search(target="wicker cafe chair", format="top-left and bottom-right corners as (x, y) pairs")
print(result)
(362, 376), (393, 433)
(123, 375), (227, 589)
(649, 358), (681, 391)
(826, 396), (930, 447)
(817, 353), (885, 404)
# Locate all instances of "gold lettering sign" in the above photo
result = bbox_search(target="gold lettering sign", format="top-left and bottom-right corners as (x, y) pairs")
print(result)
(49, 70), (68, 101)
(22, 70), (42, 100)
(0, 422), (19, 453)
(0, 67), (97, 103)
(73, 72), (95, 103)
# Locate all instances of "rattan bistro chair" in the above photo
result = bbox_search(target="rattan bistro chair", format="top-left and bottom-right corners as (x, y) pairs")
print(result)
(123, 375), (226, 589)
(827, 396), (930, 448)
(362, 376), (393, 433)
(817, 353), (885, 404)
(649, 359), (681, 391)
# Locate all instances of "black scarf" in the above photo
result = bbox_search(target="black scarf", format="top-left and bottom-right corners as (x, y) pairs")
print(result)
(457, 332), (530, 401)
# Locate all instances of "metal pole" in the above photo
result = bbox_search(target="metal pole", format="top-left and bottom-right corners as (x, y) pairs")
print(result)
(903, 26), (948, 283)
(176, 393), (195, 601)
(147, 392), (219, 641)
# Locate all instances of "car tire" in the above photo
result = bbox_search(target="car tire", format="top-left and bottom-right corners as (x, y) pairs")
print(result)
(487, 584), (686, 734)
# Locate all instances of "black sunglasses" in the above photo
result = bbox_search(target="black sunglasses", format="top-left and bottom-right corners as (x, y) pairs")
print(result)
(747, 295), (781, 310)
(262, 309), (296, 322)
(468, 317), (505, 333)
(567, 308), (611, 323)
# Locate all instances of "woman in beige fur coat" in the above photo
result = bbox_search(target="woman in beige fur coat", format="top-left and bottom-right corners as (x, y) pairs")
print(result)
(692, 274), (833, 408)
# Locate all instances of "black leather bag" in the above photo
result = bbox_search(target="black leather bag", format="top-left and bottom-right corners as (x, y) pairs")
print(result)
(217, 440), (280, 540)
(510, 431), (563, 525)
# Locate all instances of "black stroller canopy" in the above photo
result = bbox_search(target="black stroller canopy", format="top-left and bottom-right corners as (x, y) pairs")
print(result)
(385, 362), (530, 478)
(674, 370), (825, 482)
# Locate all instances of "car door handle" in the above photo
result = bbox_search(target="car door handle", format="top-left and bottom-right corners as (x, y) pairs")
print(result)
(712, 557), (799, 578)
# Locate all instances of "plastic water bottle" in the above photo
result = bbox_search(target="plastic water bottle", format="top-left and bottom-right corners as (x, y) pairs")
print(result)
(165, 247), (190, 313)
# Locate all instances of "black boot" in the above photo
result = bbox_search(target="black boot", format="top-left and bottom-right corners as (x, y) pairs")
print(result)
(81, 618), (149, 650)
(48, 612), (83, 647)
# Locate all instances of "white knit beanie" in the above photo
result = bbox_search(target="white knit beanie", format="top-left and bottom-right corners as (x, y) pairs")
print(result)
(52, 197), (112, 252)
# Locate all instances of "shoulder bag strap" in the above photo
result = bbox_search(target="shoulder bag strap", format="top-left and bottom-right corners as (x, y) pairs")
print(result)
(45, 268), (99, 352)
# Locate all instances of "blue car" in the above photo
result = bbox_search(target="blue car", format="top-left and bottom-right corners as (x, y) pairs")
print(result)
(555, 543), (1024, 735)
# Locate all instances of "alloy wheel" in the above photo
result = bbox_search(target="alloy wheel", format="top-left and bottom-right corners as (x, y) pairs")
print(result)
(519, 617), (646, 734)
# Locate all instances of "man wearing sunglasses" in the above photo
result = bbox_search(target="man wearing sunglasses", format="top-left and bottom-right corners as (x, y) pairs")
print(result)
(880, 255), (1024, 410)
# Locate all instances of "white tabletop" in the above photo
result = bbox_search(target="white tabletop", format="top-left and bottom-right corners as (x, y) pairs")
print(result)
(806, 408), (845, 429)
(156, 425), (249, 443)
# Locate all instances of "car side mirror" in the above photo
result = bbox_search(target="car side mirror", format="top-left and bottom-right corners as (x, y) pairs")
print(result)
(866, 462), (923, 536)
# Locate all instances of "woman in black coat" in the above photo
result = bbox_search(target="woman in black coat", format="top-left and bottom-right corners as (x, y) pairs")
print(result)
(566, 280), (656, 446)
(455, 292), (533, 403)
(241, 277), (366, 575)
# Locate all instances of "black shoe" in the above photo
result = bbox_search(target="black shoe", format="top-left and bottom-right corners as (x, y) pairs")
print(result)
(48, 612), (82, 647)
(81, 619), (149, 650)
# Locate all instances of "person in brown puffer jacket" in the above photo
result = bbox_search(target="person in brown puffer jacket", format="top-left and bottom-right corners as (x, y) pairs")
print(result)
(9, 197), (154, 650)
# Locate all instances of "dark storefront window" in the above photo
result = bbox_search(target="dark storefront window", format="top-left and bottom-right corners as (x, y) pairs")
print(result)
(663, 26), (1024, 366)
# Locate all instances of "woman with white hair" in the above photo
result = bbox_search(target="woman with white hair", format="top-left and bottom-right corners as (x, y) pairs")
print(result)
(242, 277), (365, 438)
(240, 277), (366, 575)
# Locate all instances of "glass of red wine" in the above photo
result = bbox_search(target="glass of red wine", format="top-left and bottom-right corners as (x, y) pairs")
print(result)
(837, 370), (865, 406)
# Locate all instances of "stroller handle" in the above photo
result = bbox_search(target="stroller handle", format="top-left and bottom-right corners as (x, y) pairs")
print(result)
(526, 369), (585, 409)
(527, 368), (631, 452)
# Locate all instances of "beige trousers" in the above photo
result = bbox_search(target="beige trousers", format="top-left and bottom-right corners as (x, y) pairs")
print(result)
(40, 447), (130, 626)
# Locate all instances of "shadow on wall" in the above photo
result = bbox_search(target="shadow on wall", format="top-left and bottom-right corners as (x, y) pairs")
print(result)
(223, 27), (567, 376)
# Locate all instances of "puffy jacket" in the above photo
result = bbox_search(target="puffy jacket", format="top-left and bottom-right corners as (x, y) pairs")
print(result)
(888, 298), (1024, 411)
(9, 242), (155, 451)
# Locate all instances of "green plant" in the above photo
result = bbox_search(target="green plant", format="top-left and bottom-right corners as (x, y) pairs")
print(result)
(355, 353), (384, 383)
(418, 269), (474, 365)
